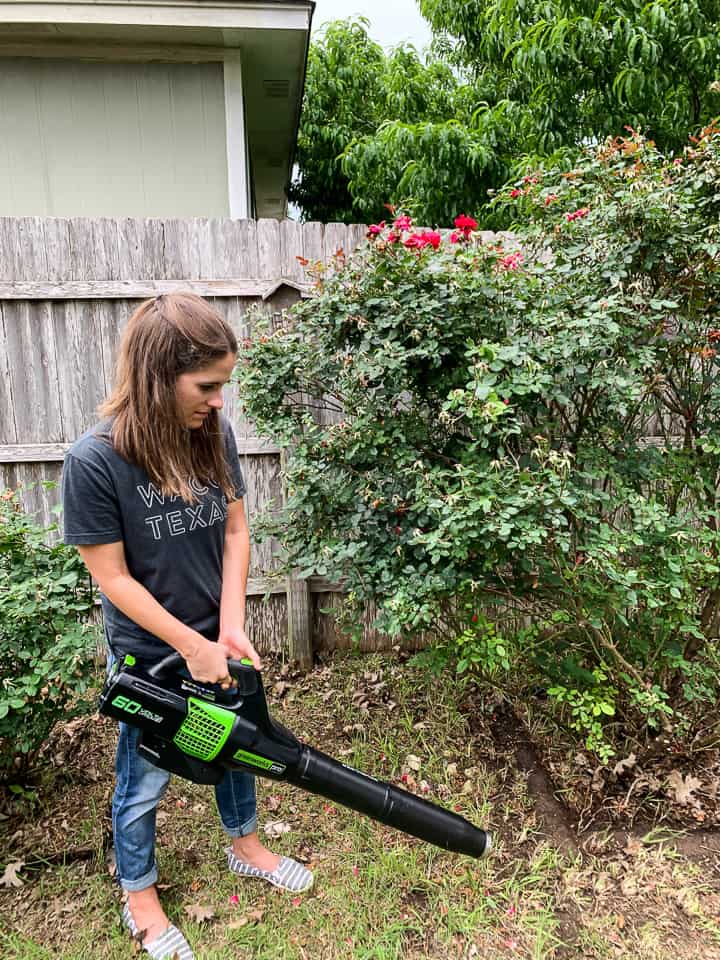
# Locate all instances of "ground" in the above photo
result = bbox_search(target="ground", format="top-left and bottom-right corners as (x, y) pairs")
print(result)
(1, 652), (719, 959)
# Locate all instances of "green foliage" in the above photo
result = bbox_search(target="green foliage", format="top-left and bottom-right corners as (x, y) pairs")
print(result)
(293, 10), (720, 224)
(291, 19), (506, 226)
(420, 0), (720, 150)
(0, 487), (97, 778)
(239, 126), (720, 760)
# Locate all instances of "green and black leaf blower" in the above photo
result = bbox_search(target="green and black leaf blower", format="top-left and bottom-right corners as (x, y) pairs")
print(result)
(99, 652), (492, 859)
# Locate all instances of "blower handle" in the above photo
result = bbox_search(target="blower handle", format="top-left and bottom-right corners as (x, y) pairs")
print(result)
(147, 651), (257, 682)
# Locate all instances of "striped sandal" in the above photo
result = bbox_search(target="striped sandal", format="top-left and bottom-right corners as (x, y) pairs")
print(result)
(226, 848), (314, 893)
(121, 903), (195, 960)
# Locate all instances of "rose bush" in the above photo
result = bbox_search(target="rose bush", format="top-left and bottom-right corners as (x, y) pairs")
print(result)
(238, 125), (720, 762)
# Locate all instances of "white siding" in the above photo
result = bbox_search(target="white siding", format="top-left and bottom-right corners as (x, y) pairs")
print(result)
(0, 58), (230, 217)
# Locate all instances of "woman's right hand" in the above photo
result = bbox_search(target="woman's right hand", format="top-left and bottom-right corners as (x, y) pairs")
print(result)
(185, 638), (234, 689)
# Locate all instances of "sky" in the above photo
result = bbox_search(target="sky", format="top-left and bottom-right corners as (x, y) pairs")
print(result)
(311, 0), (433, 50)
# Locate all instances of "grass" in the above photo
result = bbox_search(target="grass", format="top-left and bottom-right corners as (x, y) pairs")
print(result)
(1, 653), (719, 958)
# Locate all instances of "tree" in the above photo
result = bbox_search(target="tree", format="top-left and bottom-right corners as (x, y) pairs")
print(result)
(420, 0), (720, 152)
(292, 7), (720, 224)
(289, 20), (503, 226)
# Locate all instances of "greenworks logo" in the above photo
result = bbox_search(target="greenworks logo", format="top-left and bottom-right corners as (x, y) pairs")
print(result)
(112, 695), (141, 714)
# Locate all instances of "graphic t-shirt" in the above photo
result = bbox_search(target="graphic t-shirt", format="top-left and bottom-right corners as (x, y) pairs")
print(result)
(61, 415), (246, 661)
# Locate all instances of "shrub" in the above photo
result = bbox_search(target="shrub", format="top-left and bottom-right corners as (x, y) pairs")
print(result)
(0, 487), (97, 778)
(237, 125), (720, 762)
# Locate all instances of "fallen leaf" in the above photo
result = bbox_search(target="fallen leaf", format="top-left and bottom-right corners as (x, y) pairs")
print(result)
(263, 819), (292, 838)
(406, 754), (422, 771)
(227, 910), (264, 930)
(624, 837), (642, 857)
(667, 770), (702, 806)
(0, 860), (24, 888)
(184, 903), (215, 924)
(620, 876), (638, 898)
(612, 753), (637, 776)
(267, 795), (282, 812)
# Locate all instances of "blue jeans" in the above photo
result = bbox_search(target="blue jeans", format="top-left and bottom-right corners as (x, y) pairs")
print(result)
(110, 660), (258, 891)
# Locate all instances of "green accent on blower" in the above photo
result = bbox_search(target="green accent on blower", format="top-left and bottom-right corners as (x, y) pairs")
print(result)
(124, 654), (136, 667)
(173, 698), (234, 761)
(232, 747), (275, 770)
(112, 694), (141, 714)
(240, 658), (254, 666)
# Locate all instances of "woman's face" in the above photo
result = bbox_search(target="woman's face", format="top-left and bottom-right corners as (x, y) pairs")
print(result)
(175, 352), (236, 429)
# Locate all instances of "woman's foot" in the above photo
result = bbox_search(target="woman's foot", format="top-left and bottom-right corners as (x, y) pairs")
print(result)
(126, 885), (170, 946)
(230, 831), (280, 872)
(227, 834), (314, 893)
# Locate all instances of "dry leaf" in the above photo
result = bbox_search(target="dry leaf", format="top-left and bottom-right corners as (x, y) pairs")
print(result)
(667, 770), (702, 806)
(263, 819), (292, 838)
(624, 837), (643, 858)
(620, 876), (638, 897)
(184, 903), (215, 924)
(612, 753), (637, 776)
(406, 754), (422, 771)
(267, 795), (282, 812)
(0, 859), (24, 888)
(227, 907), (264, 930)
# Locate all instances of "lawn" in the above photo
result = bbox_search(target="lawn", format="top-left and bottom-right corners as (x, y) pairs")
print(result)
(1, 653), (719, 959)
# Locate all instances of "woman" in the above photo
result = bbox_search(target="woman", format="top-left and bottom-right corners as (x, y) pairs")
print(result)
(62, 294), (312, 960)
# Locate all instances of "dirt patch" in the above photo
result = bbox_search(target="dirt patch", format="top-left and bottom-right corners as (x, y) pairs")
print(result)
(488, 704), (580, 856)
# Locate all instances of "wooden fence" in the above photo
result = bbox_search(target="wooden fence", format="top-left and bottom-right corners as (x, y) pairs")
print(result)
(0, 216), (407, 667)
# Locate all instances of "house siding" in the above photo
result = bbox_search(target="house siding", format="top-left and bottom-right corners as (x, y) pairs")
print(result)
(0, 58), (230, 217)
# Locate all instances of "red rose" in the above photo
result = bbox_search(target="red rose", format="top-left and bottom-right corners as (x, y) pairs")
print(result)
(453, 214), (478, 232)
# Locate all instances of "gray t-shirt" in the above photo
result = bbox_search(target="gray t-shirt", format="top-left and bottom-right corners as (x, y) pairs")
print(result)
(62, 416), (246, 661)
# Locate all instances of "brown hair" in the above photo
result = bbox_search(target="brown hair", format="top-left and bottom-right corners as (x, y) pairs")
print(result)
(99, 293), (238, 503)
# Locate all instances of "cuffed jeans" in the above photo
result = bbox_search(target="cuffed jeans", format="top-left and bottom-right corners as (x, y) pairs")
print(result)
(108, 651), (258, 891)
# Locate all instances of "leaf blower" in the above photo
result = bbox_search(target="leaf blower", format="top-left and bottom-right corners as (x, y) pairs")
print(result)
(99, 652), (492, 859)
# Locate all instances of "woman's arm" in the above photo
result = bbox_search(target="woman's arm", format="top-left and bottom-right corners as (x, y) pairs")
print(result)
(78, 541), (234, 685)
(218, 499), (261, 668)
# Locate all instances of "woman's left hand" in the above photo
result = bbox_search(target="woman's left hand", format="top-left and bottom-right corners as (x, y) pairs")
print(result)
(218, 625), (262, 671)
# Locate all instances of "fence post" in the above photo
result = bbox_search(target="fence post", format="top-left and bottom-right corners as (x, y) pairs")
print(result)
(268, 280), (315, 670)
(280, 447), (313, 671)
(285, 572), (313, 670)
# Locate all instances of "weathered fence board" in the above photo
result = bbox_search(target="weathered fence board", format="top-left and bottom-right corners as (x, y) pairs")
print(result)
(0, 217), (377, 664)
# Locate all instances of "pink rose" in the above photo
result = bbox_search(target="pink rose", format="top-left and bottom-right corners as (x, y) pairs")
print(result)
(498, 251), (524, 271)
(393, 214), (413, 232)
